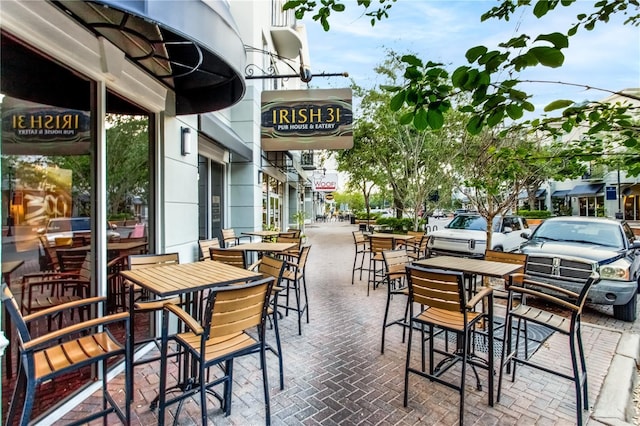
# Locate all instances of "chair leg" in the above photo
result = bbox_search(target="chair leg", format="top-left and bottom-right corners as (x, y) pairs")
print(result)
(20, 370), (37, 426)
(260, 347), (271, 426)
(271, 310), (285, 390)
(576, 322), (589, 408)
(7, 362), (26, 425)
(403, 317), (414, 407)
(569, 331), (584, 426)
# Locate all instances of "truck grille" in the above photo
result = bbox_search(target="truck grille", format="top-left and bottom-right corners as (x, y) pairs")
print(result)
(526, 255), (595, 283)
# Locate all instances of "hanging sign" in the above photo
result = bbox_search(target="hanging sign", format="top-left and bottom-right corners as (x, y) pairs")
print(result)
(312, 173), (338, 192)
(261, 88), (353, 151)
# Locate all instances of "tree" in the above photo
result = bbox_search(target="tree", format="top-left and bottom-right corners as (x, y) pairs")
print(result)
(286, 0), (640, 174)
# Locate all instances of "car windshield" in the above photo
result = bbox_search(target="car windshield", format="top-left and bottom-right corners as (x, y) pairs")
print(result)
(533, 220), (624, 248)
(446, 215), (500, 231)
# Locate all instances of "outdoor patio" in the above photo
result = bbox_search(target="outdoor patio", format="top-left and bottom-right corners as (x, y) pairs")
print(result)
(31, 221), (625, 424)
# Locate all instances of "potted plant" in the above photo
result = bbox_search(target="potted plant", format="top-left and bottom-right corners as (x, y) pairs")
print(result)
(292, 211), (307, 243)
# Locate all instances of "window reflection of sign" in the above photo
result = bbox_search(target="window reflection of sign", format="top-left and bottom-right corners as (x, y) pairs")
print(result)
(211, 195), (221, 223)
(2, 96), (91, 155)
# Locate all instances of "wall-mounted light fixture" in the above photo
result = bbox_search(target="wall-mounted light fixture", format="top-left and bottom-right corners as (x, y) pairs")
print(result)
(258, 170), (263, 184)
(181, 127), (192, 156)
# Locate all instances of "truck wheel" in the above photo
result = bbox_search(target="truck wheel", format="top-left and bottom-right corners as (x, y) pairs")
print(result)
(613, 294), (637, 322)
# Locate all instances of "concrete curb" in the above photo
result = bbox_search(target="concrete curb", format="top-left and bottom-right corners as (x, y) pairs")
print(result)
(592, 332), (639, 425)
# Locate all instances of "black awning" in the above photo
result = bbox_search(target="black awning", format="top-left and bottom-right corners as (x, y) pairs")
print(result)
(568, 183), (604, 196)
(518, 188), (546, 200)
(52, 0), (246, 115)
(551, 189), (572, 198)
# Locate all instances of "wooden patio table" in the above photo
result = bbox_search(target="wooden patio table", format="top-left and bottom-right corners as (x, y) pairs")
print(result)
(71, 241), (149, 256)
(414, 255), (524, 282)
(120, 260), (262, 400)
(241, 230), (281, 241)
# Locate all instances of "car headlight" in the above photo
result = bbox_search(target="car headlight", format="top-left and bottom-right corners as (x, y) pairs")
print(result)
(599, 264), (630, 281)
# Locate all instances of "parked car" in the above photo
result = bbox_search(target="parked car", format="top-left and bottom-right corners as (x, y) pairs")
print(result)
(427, 213), (532, 258)
(37, 217), (120, 245)
(431, 209), (446, 219)
(518, 216), (640, 322)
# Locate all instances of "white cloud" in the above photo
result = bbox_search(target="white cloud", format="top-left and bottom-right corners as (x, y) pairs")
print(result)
(303, 0), (639, 116)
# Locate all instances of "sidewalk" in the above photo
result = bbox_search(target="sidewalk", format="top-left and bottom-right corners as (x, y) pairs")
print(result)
(61, 221), (635, 425)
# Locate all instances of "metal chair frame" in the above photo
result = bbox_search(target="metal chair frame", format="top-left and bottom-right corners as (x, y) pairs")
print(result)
(3, 285), (131, 426)
(404, 265), (494, 426)
(498, 272), (600, 426)
(158, 277), (275, 426)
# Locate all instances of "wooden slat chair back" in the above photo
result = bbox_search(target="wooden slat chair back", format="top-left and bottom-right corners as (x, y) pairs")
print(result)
(198, 237), (221, 261)
(158, 277), (275, 425)
(404, 265), (494, 425)
(498, 272), (600, 426)
(209, 247), (247, 269)
(57, 248), (89, 273)
(276, 235), (302, 259)
(367, 236), (395, 295)
(380, 249), (411, 353)
(220, 228), (252, 247)
(3, 285), (131, 425)
(483, 250), (527, 289)
(38, 235), (60, 272)
(287, 228), (301, 238)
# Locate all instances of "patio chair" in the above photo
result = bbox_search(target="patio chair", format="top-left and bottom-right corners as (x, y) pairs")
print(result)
(158, 277), (275, 425)
(220, 228), (251, 247)
(3, 284), (131, 426)
(498, 272), (600, 426)
(404, 265), (494, 426)
(281, 245), (311, 335)
(249, 255), (287, 389)
(275, 235), (302, 261)
(209, 247), (248, 269)
(198, 237), (220, 261)
(367, 236), (394, 296)
(20, 252), (91, 331)
(125, 253), (181, 395)
(351, 231), (370, 285)
(287, 228), (301, 238)
(380, 249), (411, 354)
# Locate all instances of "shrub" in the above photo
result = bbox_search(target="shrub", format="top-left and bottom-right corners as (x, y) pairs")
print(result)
(518, 210), (552, 219)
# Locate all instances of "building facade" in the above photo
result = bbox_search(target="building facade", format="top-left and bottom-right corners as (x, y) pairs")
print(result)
(0, 0), (317, 421)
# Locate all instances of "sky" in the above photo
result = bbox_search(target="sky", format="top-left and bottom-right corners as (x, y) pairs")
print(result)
(301, 0), (640, 117)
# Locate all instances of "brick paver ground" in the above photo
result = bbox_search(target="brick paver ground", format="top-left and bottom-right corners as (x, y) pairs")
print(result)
(61, 220), (629, 425)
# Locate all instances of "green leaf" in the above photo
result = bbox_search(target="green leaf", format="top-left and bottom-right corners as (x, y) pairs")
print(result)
(535, 32), (569, 49)
(427, 109), (444, 129)
(562, 121), (573, 132)
(623, 137), (638, 148)
(506, 104), (524, 119)
(533, 0), (550, 18)
(332, 3), (345, 11)
(401, 55), (422, 67)
(529, 46), (565, 67)
(380, 85), (401, 93)
(465, 46), (488, 63)
(399, 112), (414, 125)
(522, 102), (535, 112)
(414, 108), (428, 130)
(466, 115), (484, 135)
(404, 66), (422, 80)
(487, 107), (505, 127)
(389, 91), (405, 111)
(544, 99), (574, 112)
